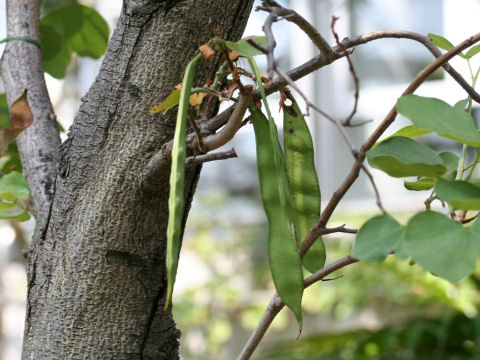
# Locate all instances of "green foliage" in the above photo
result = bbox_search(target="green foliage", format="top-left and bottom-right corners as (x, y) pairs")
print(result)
(40, 3), (109, 78)
(367, 136), (446, 178)
(165, 52), (203, 310)
(403, 211), (475, 283)
(396, 95), (480, 147)
(352, 215), (403, 264)
(225, 36), (267, 57)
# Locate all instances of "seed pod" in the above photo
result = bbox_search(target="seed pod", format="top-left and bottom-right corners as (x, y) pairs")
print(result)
(283, 94), (326, 273)
(251, 106), (304, 328)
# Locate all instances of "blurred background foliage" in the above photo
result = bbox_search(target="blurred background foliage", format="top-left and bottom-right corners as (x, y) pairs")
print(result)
(174, 191), (480, 359)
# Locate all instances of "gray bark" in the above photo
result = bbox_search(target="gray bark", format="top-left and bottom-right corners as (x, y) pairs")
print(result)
(2, 0), (253, 358)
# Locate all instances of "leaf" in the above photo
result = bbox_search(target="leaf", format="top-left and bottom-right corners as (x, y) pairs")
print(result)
(252, 106), (304, 329)
(397, 95), (480, 147)
(225, 36), (267, 57)
(428, 33), (465, 58)
(0, 93), (10, 128)
(40, 4), (109, 78)
(386, 125), (431, 140)
(454, 98), (469, 111)
(435, 179), (480, 210)
(439, 151), (459, 180)
(367, 136), (446, 178)
(199, 44), (215, 59)
(465, 44), (480, 59)
(283, 94), (325, 273)
(150, 85), (181, 115)
(352, 215), (404, 264)
(0, 90), (34, 157)
(403, 211), (475, 283)
(189, 92), (207, 107)
(0, 171), (30, 200)
(165, 52), (203, 310)
(0, 209), (30, 221)
(404, 178), (435, 191)
(466, 218), (480, 256)
(428, 33), (454, 51)
(40, 23), (71, 79)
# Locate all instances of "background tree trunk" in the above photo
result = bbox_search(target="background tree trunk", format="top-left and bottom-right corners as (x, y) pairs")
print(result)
(2, 1), (253, 358)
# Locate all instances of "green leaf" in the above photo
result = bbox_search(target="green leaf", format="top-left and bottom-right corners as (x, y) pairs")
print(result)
(0, 142), (22, 174)
(465, 44), (480, 59)
(439, 151), (459, 180)
(352, 215), (403, 264)
(367, 136), (446, 178)
(283, 95), (325, 273)
(0, 171), (29, 200)
(454, 98), (469, 111)
(165, 53), (203, 311)
(397, 95), (480, 147)
(225, 36), (267, 57)
(0, 201), (16, 210)
(0, 94), (9, 128)
(404, 211), (475, 283)
(467, 218), (480, 256)
(387, 125), (431, 140)
(150, 86), (181, 114)
(0, 209), (30, 221)
(40, 3), (109, 78)
(428, 33), (465, 58)
(428, 33), (455, 51)
(435, 179), (480, 210)
(404, 178), (435, 191)
(40, 23), (72, 79)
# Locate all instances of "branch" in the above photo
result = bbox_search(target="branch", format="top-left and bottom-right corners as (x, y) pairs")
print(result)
(0, 0), (61, 228)
(301, 32), (480, 256)
(258, 1), (335, 60)
(236, 255), (359, 360)
(185, 148), (237, 167)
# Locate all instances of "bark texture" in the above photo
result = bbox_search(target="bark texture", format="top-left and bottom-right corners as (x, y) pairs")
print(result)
(2, 0), (253, 358)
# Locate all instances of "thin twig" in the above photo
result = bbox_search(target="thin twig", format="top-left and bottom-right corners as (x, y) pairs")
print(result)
(331, 16), (360, 126)
(185, 148), (237, 167)
(361, 165), (387, 215)
(258, 1), (336, 60)
(262, 11), (278, 78)
(236, 255), (359, 360)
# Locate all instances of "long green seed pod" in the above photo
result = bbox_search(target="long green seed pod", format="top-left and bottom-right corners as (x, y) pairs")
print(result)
(283, 95), (326, 272)
(251, 106), (304, 329)
(165, 52), (202, 310)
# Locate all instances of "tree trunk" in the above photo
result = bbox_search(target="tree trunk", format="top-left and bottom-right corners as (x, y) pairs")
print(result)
(2, 0), (253, 358)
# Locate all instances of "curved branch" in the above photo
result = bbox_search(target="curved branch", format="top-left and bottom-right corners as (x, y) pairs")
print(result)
(0, 0), (61, 229)
(236, 255), (359, 360)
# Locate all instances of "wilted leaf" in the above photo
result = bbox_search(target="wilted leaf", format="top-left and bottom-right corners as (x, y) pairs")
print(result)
(199, 44), (215, 60)
(0, 90), (33, 157)
(189, 92), (207, 106)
